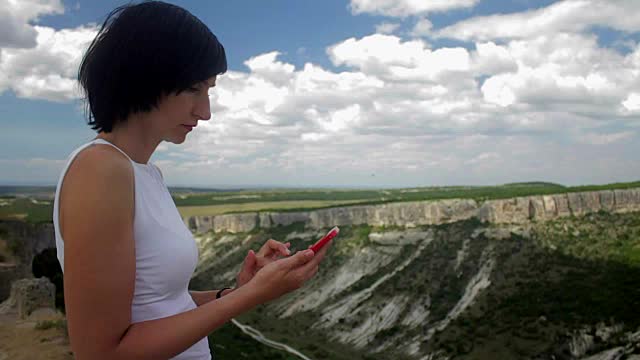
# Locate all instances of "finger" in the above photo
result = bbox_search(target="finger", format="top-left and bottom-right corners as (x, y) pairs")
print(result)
(257, 239), (272, 257)
(240, 250), (257, 273)
(311, 264), (319, 279)
(292, 260), (320, 285)
(302, 239), (332, 270)
(261, 239), (291, 258)
(302, 264), (319, 282)
(280, 249), (314, 270)
(268, 239), (291, 257)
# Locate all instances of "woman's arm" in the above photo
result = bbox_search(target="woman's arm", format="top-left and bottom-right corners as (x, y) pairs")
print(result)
(116, 249), (320, 360)
(115, 285), (259, 359)
(189, 288), (234, 306)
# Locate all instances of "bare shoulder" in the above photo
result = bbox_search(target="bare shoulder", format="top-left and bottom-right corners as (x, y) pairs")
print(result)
(59, 143), (135, 240)
(69, 143), (133, 181)
(63, 143), (134, 199)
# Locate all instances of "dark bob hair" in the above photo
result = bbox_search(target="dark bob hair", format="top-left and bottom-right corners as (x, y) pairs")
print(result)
(78, 1), (227, 133)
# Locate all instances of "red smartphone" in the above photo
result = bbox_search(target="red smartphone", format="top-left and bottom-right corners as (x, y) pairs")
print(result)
(310, 226), (339, 253)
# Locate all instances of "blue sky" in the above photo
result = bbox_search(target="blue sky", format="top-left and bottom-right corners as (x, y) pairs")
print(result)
(1, 0), (639, 188)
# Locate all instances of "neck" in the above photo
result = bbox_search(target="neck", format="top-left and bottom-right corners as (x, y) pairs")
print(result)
(95, 116), (160, 164)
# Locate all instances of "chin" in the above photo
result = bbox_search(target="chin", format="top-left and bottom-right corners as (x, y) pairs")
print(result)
(166, 135), (187, 145)
(170, 138), (187, 145)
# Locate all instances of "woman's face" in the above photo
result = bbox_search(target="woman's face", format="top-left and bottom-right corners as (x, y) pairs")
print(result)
(156, 75), (217, 144)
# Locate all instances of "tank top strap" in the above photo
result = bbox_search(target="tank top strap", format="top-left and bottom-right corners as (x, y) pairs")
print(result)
(91, 138), (134, 162)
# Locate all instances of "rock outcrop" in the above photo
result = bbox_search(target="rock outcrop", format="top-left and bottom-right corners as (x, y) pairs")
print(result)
(0, 221), (57, 302)
(0, 277), (56, 319)
(185, 188), (640, 234)
(0, 264), (26, 302)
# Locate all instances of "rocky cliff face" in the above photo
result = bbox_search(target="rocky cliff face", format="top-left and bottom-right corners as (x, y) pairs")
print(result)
(191, 208), (640, 360)
(185, 188), (640, 234)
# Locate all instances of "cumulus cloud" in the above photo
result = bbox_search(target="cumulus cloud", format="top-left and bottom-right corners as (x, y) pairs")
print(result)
(164, 28), (639, 186)
(623, 93), (640, 112)
(326, 34), (472, 82)
(350, 0), (479, 17)
(0, 0), (64, 48)
(476, 33), (638, 114)
(0, 0), (96, 101)
(375, 22), (400, 34)
(0, 25), (100, 101)
(410, 18), (434, 37)
(436, 0), (640, 41)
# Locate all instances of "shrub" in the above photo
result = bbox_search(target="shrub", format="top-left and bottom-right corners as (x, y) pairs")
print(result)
(35, 319), (67, 331)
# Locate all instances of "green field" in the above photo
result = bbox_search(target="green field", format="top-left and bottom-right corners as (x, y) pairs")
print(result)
(1, 180), (639, 224)
(177, 200), (368, 218)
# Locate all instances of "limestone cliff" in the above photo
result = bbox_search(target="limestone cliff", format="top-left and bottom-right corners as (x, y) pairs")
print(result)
(191, 210), (640, 360)
(185, 188), (640, 234)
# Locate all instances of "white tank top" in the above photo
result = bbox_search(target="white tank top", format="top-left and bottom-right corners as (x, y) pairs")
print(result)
(53, 138), (211, 360)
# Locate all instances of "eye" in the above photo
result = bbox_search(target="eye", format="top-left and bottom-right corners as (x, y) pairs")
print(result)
(188, 87), (200, 93)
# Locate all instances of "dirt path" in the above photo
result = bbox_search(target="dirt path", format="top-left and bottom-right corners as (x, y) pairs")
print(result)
(0, 312), (72, 360)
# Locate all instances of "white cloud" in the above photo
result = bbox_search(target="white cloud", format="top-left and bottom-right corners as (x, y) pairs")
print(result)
(436, 0), (640, 41)
(0, 0), (64, 48)
(411, 18), (433, 37)
(481, 77), (517, 107)
(328, 34), (471, 82)
(329, 34), (429, 71)
(158, 29), (635, 187)
(575, 131), (634, 145)
(0, 25), (97, 101)
(476, 33), (637, 113)
(375, 22), (400, 34)
(243, 51), (295, 86)
(177, 26), (639, 186)
(622, 93), (640, 112)
(350, 0), (479, 17)
(322, 104), (362, 132)
(471, 42), (517, 76)
(464, 152), (500, 165)
(301, 132), (328, 142)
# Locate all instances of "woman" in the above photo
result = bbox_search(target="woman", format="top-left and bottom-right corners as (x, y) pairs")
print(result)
(52, 2), (331, 359)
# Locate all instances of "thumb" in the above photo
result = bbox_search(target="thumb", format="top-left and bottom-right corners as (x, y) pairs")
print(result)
(241, 250), (257, 272)
(281, 249), (314, 269)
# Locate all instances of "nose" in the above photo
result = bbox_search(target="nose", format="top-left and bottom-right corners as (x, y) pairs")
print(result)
(194, 93), (211, 121)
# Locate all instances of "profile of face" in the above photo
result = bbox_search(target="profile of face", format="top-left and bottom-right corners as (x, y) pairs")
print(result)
(154, 75), (217, 144)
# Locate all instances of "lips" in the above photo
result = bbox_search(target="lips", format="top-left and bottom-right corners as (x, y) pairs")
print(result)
(181, 124), (194, 131)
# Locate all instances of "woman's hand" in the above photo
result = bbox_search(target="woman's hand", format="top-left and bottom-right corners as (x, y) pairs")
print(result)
(248, 239), (332, 303)
(236, 239), (291, 288)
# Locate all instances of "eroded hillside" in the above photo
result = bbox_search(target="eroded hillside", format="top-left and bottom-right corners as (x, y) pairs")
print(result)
(192, 210), (640, 359)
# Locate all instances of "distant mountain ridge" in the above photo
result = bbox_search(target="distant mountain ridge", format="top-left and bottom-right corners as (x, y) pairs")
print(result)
(186, 188), (640, 234)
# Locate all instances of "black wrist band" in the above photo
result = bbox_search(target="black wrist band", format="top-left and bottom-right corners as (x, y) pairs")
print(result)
(216, 287), (231, 299)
